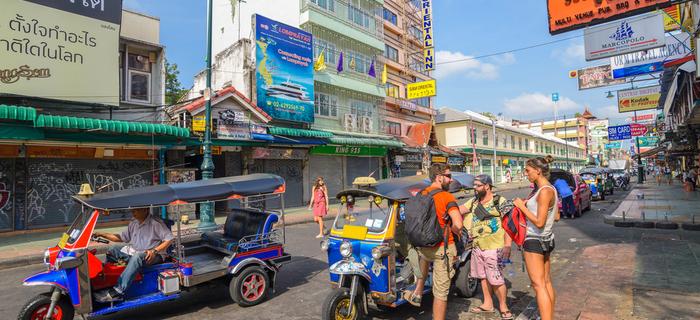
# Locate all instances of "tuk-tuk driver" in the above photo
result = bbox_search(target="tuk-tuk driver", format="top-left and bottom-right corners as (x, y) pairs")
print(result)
(94, 207), (174, 302)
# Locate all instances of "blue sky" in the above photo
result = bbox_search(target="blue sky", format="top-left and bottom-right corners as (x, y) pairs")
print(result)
(125, 0), (654, 124)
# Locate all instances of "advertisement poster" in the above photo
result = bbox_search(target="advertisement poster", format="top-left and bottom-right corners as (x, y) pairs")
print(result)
(577, 65), (626, 90)
(254, 14), (314, 123)
(610, 32), (693, 79)
(618, 85), (661, 113)
(588, 119), (609, 156)
(584, 14), (665, 61)
(217, 110), (251, 140)
(547, 0), (675, 34)
(0, 0), (122, 106)
(407, 79), (436, 99)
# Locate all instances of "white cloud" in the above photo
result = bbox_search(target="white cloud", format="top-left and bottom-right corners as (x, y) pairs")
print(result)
(551, 42), (585, 64)
(434, 50), (500, 80)
(591, 104), (620, 119)
(492, 52), (516, 65)
(503, 92), (581, 118)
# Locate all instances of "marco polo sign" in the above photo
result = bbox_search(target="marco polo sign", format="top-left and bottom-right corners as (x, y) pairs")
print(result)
(584, 14), (665, 61)
(0, 0), (122, 106)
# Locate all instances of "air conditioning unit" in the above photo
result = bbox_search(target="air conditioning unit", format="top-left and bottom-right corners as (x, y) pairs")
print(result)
(362, 116), (373, 133)
(344, 114), (357, 131)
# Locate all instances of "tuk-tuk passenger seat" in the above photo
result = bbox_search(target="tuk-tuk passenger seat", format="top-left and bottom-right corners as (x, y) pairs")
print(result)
(201, 209), (278, 252)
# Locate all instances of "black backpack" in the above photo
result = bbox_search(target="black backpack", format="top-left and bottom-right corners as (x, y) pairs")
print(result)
(404, 188), (448, 247)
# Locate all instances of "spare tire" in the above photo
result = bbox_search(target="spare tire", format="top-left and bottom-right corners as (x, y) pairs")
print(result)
(614, 221), (634, 228)
(681, 223), (700, 231)
(656, 221), (679, 230)
(634, 221), (655, 229)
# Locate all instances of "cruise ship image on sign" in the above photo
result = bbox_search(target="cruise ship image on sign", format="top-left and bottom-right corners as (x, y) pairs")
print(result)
(265, 78), (312, 102)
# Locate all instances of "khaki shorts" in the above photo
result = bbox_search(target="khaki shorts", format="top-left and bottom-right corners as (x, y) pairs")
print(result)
(418, 243), (457, 301)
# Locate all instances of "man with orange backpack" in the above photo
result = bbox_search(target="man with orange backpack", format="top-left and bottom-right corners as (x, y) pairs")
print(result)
(460, 174), (514, 320)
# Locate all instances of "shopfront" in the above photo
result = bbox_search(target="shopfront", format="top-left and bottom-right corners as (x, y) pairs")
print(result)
(249, 147), (306, 208)
(309, 146), (386, 198)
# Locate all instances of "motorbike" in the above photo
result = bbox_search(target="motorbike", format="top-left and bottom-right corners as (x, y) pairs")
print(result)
(615, 176), (629, 191)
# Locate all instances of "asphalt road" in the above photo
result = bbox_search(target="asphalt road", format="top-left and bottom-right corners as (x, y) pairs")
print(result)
(0, 186), (629, 320)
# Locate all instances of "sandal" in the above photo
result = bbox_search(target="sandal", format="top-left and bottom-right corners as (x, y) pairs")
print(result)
(500, 310), (514, 320)
(470, 306), (496, 313)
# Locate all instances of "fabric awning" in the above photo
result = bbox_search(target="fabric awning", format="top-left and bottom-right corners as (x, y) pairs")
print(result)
(271, 136), (327, 145)
(0, 105), (37, 122)
(639, 145), (665, 158)
(328, 136), (403, 147)
(35, 115), (190, 138)
(268, 126), (333, 138)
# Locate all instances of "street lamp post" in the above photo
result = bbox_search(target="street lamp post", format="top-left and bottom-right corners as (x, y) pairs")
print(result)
(198, 0), (216, 231)
(491, 113), (501, 181)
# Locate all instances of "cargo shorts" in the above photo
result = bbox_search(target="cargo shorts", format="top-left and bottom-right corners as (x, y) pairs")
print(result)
(418, 243), (457, 301)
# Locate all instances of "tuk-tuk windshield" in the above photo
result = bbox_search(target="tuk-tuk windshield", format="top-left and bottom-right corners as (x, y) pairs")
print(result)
(580, 173), (597, 182)
(334, 197), (392, 234)
(63, 209), (91, 246)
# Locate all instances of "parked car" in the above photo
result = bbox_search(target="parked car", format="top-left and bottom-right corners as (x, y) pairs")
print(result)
(549, 169), (592, 217)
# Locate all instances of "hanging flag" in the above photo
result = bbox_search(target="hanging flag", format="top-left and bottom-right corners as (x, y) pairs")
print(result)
(349, 55), (356, 71)
(314, 48), (327, 71)
(337, 51), (344, 73)
(368, 59), (376, 78)
(381, 63), (387, 84)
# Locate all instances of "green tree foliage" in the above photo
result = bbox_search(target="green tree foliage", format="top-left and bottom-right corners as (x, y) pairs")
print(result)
(165, 59), (188, 105)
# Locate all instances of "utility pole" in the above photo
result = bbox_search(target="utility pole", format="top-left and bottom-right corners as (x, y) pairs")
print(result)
(491, 114), (498, 181)
(564, 113), (570, 170)
(199, 0), (216, 231)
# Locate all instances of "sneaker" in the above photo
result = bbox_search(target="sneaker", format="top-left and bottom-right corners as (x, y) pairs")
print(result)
(95, 287), (123, 303)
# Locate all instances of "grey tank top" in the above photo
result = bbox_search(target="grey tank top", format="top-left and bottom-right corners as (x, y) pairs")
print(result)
(525, 184), (557, 239)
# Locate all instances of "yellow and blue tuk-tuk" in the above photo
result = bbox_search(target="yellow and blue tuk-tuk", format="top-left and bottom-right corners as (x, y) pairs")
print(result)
(319, 173), (475, 320)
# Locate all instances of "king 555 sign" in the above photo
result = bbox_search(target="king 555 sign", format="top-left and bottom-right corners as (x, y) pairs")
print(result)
(584, 14), (665, 61)
(0, 0), (122, 106)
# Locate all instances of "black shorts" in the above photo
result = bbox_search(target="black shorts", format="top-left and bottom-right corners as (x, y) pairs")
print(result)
(523, 238), (555, 255)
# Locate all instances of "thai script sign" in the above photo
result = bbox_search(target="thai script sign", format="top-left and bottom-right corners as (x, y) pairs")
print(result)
(421, 0), (434, 71)
(610, 32), (693, 79)
(407, 79), (436, 99)
(617, 85), (661, 113)
(254, 14), (314, 122)
(547, 0), (676, 35)
(584, 14), (665, 61)
(577, 64), (626, 90)
(0, 0), (122, 106)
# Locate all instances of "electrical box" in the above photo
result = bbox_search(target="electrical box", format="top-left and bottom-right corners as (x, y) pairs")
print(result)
(158, 270), (180, 295)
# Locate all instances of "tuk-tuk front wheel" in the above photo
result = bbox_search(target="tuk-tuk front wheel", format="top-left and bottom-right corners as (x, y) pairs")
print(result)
(322, 287), (361, 320)
(230, 266), (270, 307)
(453, 260), (479, 297)
(18, 292), (74, 320)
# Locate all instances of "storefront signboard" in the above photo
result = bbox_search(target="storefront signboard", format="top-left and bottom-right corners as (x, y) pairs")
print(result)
(584, 14), (665, 61)
(577, 65), (626, 90)
(252, 147), (306, 160)
(421, 0), (434, 71)
(547, 0), (675, 35)
(310, 146), (387, 157)
(608, 125), (632, 141)
(407, 79), (436, 99)
(617, 85), (661, 113)
(447, 157), (464, 166)
(431, 156), (446, 163)
(610, 32), (692, 79)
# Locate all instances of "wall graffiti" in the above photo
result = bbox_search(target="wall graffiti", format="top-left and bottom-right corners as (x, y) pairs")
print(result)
(0, 159), (14, 230)
(27, 159), (152, 227)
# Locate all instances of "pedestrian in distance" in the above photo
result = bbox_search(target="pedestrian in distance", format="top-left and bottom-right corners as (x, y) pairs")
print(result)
(308, 176), (329, 238)
(665, 166), (673, 185)
(513, 156), (558, 320)
(414, 163), (463, 320)
(460, 174), (513, 320)
(552, 176), (574, 219)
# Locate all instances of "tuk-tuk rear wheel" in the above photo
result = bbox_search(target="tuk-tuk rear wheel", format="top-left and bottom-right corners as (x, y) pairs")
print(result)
(18, 292), (74, 320)
(453, 261), (478, 298)
(230, 266), (270, 307)
(322, 287), (360, 320)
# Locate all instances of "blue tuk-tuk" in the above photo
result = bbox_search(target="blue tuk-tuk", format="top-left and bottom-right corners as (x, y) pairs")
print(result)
(319, 173), (475, 320)
(18, 174), (290, 320)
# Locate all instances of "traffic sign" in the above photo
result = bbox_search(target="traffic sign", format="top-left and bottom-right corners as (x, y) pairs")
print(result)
(631, 123), (648, 136)
(608, 125), (631, 141)
(551, 92), (559, 102)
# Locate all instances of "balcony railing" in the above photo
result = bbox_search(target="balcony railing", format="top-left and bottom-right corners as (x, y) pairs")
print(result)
(314, 45), (384, 85)
(301, 0), (384, 40)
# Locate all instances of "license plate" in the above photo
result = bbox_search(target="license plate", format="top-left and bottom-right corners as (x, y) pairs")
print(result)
(58, 233), (69, 249)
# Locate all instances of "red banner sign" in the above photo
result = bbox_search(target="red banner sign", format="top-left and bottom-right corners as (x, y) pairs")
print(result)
(631, 123), (648, 137)
(547, 0), (676, 35)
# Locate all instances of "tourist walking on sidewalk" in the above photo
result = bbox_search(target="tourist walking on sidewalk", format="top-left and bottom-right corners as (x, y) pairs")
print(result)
(461, 174), (513, 320)
(513, 156), (558, 320)
(308, 176), (329, 238)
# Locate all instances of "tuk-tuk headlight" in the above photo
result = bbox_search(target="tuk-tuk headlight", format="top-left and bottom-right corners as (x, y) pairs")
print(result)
(373, 196), (383, 206)
(371, 245), (391, 260)
(339, 241), (353, 258)
(340, 196), (347, 204)
(320, 239), (329, 251)
(43, 249), (50, 266)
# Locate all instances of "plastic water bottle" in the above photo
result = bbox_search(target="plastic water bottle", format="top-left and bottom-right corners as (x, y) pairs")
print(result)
(501, 258), (515, 277)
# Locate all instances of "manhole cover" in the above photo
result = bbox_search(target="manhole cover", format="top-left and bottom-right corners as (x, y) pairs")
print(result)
(633, 288), (700, 319)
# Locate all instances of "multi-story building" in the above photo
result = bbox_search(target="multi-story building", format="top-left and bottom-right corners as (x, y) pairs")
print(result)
(436, 108), (587, 183)
(514, 108), (596, 156)
(381, 0), (436, 176)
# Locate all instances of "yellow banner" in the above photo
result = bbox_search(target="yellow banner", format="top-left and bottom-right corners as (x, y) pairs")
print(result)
(663, 5), (680, 32)
(192, 116), (206, 132)
(407, 79), (436, 99)
(0, 0), (122, 106)
(431, 156), (446, 163)
(617, 85), (661, 113)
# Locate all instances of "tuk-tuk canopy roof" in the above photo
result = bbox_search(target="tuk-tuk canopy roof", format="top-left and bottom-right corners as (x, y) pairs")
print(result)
(336, 172), (474, 201)
(74, 173), (285, 210)
(580, 167), (605, 175)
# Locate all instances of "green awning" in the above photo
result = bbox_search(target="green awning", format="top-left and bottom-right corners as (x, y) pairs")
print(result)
(328, 136), (403, 147)
(268, 126), (333, 138)
(0, 105), (37, 122)
(36, 115), (190, 138)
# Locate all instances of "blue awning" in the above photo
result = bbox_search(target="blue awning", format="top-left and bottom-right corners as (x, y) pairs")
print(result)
(271, 136), (327, 145)
(251, 133), (275, 141)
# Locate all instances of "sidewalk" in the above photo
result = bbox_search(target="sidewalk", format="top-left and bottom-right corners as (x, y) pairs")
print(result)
(609, 181), (700, 223)
(0, 180), (531, 270)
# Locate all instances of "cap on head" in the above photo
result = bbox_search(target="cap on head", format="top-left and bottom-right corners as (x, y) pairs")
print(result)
(475, 174), (494, 187)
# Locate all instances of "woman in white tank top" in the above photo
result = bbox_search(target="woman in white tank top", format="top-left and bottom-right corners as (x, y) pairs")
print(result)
(512, 156), (558, 320)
